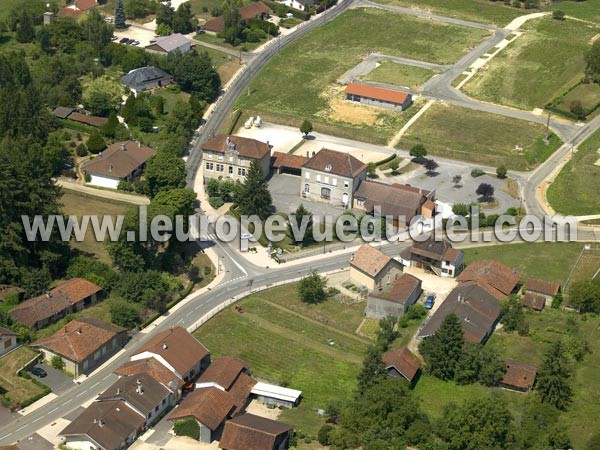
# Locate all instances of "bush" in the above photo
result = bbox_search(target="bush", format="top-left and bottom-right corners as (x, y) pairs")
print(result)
(208, 196), (225, 209)
(318, 424), (334, 446)
(471, 168), (485, 177)
(76, 143), (88, 157)
(173, 417), (200, 440)
(51, 355), (65, 370)
(496, 165), (507, 178)
(406, 303), (428, 320)
(505, 207), (518, 216)
(552, 10), (565, 20)
(452, 203), (470, 217)
(110, 300), (140, 328)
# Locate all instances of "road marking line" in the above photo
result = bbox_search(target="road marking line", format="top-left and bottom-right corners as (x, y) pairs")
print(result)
(0, 434), (11, 440)
(75, 391), (86, 398)
(15, 426), (26, 432)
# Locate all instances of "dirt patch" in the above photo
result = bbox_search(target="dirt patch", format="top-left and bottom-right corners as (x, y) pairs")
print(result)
(500, 177), (520, 199)
(320, 85), (379, 126)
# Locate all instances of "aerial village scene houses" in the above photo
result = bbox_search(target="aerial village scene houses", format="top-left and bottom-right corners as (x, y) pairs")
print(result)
(1, 0), (599, 448)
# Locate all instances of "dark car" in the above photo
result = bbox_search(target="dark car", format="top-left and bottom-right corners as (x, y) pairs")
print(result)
(424, 294), (435, 310)
(111, 35), (118, 41)
(30, 367), (47, 378)
(119, 37), (130, 44)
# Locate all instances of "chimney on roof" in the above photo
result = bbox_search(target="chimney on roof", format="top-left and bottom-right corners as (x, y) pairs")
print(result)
(162, 343), (168, 350)
(77, 327), (82, 334)
(116, 387), (121, 395)
(120, 144), (126, 152)
(98, 419), (105, 427)
(464, 316), (470, 323)
(108, 164), (113, 173)
(312, 151), (316, 157)
(136, 384), (144, 395)
(266, 140), (270, 147)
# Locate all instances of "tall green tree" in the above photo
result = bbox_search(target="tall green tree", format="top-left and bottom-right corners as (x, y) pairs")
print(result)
(145, 151), (186, 197)
(172, 2), (196, 33)
(15, 11), (35, 43)
(236, 160), (272, 220)
(82, 75), (122, 117)
(419, 313), (464, 380)
(569, 279), (600, 313)
(171, 51), (221, 101)
(537, 341), (574, 410)
(288, 203), (313, 246)
(356, 345), (386, 393)
(156, 1), (175, 26)
(298, 271), (327, 304)
(86, 129), (107, 154)
(221, 0), (243, 45)
(81, 9), (114, 53)
(115, 0), (127, 28)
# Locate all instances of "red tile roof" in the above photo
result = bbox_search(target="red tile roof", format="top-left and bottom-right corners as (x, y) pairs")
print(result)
(458, 260), (520, 299)
(132, 326), (209, 377)
(56, 7), (85, 18)
(522, 293), (545, 311)
(383, 347), (421, 382)
(32, 318), (126, 363)
(303, 148), (367, 178)
(75, 0), (98, 11)
(345, 82), (411, 105)
(202, 135), (271, 160)
(228, 372), (257, 415)
(271, 151), (308, 170)
(501, 360), (536, 390)
(68, 112), (108, 128)
(350, 244), (393, 277)
(524, 278), (560, 297)
(0, 326), (18, 337)
(0, 285), (23, 302)
(219, 413), (293, 450)
(197, 356), (249, 391)
(371, 273), (422, 305)
(354, 180), (431, 220)
(83, 141), (157, 179)
(10, 278), (102, 328)
(168, 387), (235, 430)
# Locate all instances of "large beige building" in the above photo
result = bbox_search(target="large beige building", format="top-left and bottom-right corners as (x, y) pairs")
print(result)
(301, 149), (367, 208)
(201, 135), (271, 184)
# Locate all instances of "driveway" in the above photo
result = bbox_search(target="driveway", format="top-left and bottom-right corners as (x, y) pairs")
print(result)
(29, 363), (73, 395)
(269, 174), (346, 216)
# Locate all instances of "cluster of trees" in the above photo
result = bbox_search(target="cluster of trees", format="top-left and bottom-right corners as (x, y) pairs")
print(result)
(568, 278), (600, 313)
(586, 39), (600, 83)
(206, 178), (241, 208)
(156, 1), (197, 36)
(408, 144), (438, 175)
(218, 0), (279, 45)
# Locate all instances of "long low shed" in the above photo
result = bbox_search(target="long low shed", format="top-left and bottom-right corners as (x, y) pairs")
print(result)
(251, 382), (302, 408)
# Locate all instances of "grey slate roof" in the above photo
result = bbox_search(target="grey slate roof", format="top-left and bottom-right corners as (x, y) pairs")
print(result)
(150, 33), (191, 52)
(120, 66), (172, 89)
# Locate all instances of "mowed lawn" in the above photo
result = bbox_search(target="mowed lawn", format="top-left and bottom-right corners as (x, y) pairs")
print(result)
(238, 8), (488, 143)
(547, 128), (600, 216)
(194, 284), (370, 435)
(362, 61), (437, 91)
(464, 16), (598, 110)
(397, 103), (562, 169)
(372, 0), (524, 26)
(463, 242), (584, 285)
(61, 191), (131, 265)
(549, 0), (600, 24)
(0, 347), (47, 407)
(556, 82), (600, 115)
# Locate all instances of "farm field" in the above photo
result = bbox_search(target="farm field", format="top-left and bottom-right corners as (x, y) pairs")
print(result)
(372, 0), (524, 26)
(463, 16), (598, 111)
(547, 128), (600, 216)
(361, 61), (437, 91)
(194, 283), (371, 436)
(397, 103), (562, 169)
(463, 242), (584, 285)
(61, 191), (131, 265)
(237, 8), (489, 144)
(0, 347), (47, 408)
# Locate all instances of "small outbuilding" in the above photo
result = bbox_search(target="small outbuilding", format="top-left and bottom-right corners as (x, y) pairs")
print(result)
(219, 413), (293, 450)
(382, 346), (421, 384)
(523, 278), (560, 308)
(146, 33), (192, 54)
(120, 66), (173, 94)
(366, 273), (422, 319)
(499, 360), (536, 392)
(345, 82), (412, 111)
(250, 382), (302, 408)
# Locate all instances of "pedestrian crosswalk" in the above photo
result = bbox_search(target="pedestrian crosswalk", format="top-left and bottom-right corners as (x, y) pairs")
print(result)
(200, 234), (217, 241)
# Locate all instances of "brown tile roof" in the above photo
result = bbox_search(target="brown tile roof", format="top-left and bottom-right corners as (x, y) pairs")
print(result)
(203, 1), (271, 32)
(97, 373), (170, 417)
(0, 285), (23, 302)
(350, 244), (393, 277)
(10, 278), (102, 328)
(355, 180), (431, 220)
(52, 106), (75, 119)
(168, 387), (234, 430)
(68, 112), (108, 128)
(371, 273), (422, 305)
(442, 247), (462, 264)
(197, 356), (249, 391)
(83, 141), (157, 179)
(411, 235), (455, 262)
(303, 148), (367, 178)
(383, 347), (421, 382)
(202, 135), (271, 160)
(228, 372), (257, 415)
(132, 326), (209, 377)
(219, 413), (293, 450)
(0, 326), (18, 337)
(75, 0), (98, 11)
(271, 152), (308, 170)
(32, 318), (126, 363)
(56, 7), (85, 18)
(501, 360), (536, 390)
(345, 82), (411, 104)
(115, 358), (184, 393)
(524, 278), (560, 297)
(418, 282), (501, 343)
(522, 293), (545, 311)
(60, 400), (145, 449)
(458, 260), (520, 299)
(0, 446), (20, 450)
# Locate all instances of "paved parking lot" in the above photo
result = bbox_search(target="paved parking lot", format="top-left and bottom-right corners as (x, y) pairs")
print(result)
(29, 363), (73, 395)
(268, 174), (345, 216)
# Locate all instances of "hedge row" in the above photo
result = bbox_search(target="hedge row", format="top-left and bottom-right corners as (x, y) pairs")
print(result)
(375, 153), (397, 166)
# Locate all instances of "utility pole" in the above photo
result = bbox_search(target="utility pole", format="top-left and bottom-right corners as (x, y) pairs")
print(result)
(545, 111), (551, 141)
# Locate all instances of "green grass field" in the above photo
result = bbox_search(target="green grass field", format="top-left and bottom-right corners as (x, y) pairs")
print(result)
(237, 8), (488, 144)
(547, 128), (600, 216)
(0, 347), (47, 408)
(194, 284), (371, 436)
(549, 0), (600, 24)
(555, 83), (600, 116)
(464, 16), (598, 110)
(463, 242), (584, 285)
(397, 103), (562, 169)
(361, 61), (437, 91)
(372, 0), (524, 26)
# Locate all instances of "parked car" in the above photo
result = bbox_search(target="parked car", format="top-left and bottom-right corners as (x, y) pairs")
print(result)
(111, 35), (118, 41)
(30, 367), (47, 378)
(424, 294), (435, 310)
(104, 17), (113, 23)
(119, 37), (130, 44)
(130, 40), (140, 46)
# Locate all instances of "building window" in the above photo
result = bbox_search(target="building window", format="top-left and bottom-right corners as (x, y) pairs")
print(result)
(228, 166), (233, 175)
(305, 172), (310, 179)
(217, 155), (223, 161)
(155, 405), (159, 412)
(162, 398), (166, 405)
(205, 162), (214, 171)
(332, 178), (338, 186)
(229, 156), (234, 162)
(216, 164), (224, 172)
(321, 187), (331, 199)
(304, 184), (310, 193)
(316, 174), (321, 182)
(238, 168), (246, 176)
(344, 181), (350, 188)
(357, 198), (365, 206)
(324, 176), (329, 184)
